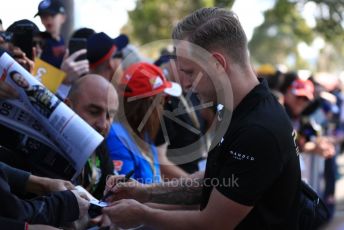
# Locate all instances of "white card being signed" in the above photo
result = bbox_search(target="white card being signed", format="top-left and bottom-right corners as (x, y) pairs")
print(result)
(75, 185), (109, 207)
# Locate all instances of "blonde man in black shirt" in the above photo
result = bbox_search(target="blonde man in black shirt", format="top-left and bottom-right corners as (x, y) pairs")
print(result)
(74, 8), (301, 230)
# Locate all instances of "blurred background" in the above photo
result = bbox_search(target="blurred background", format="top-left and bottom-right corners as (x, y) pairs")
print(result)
(2, 0), (344, 226)
(2, 0), (344, 73)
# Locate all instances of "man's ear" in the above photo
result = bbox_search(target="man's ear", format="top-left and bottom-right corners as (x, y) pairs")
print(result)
(212, 52), (228, 72)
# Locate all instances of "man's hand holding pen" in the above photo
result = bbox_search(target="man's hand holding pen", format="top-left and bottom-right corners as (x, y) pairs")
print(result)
(103, 170), (151, 204)
(97, 170), (148, 229)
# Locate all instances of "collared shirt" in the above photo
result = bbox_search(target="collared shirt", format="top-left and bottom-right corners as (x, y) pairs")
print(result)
(201, 80), (301, 229)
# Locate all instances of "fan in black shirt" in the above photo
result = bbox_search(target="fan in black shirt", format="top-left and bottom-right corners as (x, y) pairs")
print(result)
(0, 161), (85, 229)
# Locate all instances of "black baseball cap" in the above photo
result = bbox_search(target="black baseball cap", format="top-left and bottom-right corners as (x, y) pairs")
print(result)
(7, 19), (40, 34)
(6, 19), (51, 39)
(112, 34), (129, 59)
(113, 34), (129, 53)
(87, 32), (117, 69)
(87, 32), (130, 68)
(34, 0), (65, 17)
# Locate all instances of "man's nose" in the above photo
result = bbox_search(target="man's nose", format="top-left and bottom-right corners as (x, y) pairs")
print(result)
(95, 115), (108, 135)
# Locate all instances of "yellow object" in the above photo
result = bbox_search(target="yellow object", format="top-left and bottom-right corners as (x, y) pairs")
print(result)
(256, 64), (275, 76)
(33, 58), (65, 93)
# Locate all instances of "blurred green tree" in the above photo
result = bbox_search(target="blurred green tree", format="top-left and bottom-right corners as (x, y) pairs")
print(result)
(123, 0), (344, 71)
(249, 0), (314, 69)
(307, 0), (344, 42)
(249, 0), (344, 71)
(123, 0), (235, 44)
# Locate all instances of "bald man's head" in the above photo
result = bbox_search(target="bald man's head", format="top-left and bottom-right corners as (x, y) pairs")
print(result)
(66, 74), (118, 136)
(67, 74), (115, 102)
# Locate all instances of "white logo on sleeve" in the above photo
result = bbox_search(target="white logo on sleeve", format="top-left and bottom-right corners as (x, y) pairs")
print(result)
(229, 150), (255, 161)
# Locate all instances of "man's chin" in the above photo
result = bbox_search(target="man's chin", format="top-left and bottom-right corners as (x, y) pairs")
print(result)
(97, 130), (109, 138)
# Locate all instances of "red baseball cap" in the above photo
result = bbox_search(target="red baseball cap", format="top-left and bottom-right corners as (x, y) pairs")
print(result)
(290, 79), (314, 100)
(121, 62), (182, 98)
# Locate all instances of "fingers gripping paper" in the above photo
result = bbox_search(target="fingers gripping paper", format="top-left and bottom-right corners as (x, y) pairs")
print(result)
(0, 52), (103, 179)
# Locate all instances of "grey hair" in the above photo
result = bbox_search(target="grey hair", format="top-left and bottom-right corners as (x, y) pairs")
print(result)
(172, 7), (248, 66)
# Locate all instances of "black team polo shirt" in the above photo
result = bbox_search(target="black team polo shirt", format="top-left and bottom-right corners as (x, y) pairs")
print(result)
(201, 80), (301, 229)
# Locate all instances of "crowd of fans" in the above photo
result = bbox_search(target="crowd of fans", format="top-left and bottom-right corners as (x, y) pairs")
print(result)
(0, 0), (208, 229)
(0, 0), (342, 229)
(259, 66), (343, 219)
